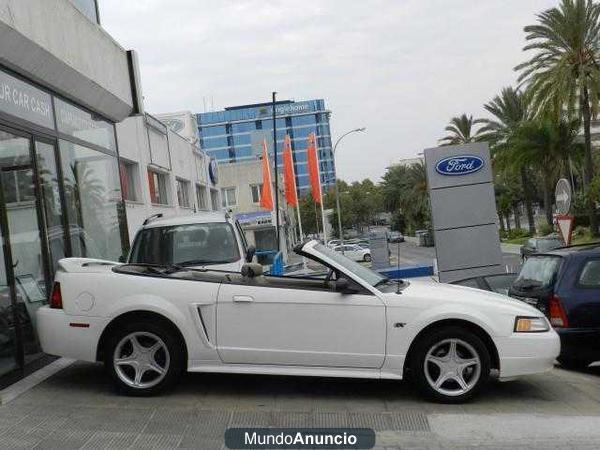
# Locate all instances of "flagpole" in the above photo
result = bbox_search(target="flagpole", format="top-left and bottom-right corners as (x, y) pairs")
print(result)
(314, 140), (328, 244)
(271, 92), (280, 253)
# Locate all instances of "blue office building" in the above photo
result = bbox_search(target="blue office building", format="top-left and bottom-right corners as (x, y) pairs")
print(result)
(196, 99), (335, 195)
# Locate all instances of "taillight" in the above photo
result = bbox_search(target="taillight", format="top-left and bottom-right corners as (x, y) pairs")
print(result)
(548, 294), (568, 328)
(49, 282), (62, 309)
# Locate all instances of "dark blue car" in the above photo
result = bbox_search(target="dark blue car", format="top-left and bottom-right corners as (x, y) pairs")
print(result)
(509, 244), (600, 369)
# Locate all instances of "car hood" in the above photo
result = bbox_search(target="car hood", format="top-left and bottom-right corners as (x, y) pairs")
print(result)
(393, 278), (542, 316)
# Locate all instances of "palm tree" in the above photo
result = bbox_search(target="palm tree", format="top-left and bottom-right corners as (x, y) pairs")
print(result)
(381, 161), (430, 234)
(439, 114), (486, 145)
(515, 0), (600, 235)
(510, 119), (583, 225)
(480, 87), (536, 234)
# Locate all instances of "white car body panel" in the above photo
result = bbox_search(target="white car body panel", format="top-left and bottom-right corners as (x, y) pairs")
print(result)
(37, 241), (560, 383)
(216, 282), (386, 367)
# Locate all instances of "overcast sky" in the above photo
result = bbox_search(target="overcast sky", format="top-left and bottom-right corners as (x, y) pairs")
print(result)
(101, 0), (557, 183)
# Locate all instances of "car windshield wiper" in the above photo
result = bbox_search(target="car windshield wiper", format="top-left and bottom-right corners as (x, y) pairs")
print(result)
(513, 279), (543, 290)
(176, 259), (233, 266)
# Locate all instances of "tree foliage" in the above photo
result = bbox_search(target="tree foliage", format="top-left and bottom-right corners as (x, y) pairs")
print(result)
(439, 114), (486, 145)
(380, 161), (430, 234)
(515, 0), (600, 234)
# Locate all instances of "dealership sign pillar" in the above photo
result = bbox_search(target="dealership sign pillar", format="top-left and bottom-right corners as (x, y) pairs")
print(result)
(424, 142), (504, 283)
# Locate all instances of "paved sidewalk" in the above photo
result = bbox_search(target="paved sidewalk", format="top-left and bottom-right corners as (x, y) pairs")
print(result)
(0, 362), (599, 448)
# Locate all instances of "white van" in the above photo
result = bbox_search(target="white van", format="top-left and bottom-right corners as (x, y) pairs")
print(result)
(127, 211), (254, 272)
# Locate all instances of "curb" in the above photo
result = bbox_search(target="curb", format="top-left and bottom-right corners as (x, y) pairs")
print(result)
(0, 357), (75, 405)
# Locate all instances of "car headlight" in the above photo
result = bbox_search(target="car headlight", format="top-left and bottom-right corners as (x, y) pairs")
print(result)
(514, 316), (550, 333)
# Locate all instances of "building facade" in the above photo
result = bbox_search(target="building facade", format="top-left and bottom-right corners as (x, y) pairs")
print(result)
(116, 113), (221, 239)
(196, 99), (336, 196)
(0, 0), (140, 382)
(217, 160), (296, 258)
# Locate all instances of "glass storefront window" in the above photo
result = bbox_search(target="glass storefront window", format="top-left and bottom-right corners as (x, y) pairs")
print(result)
(35, 141), (66, 274)
(55, 98), (116, 152)
(69, 0), (99, 24)
(60, 140), (124, 261)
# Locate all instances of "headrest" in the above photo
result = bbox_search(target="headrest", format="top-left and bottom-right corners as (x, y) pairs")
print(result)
(241, 263), (263, 278)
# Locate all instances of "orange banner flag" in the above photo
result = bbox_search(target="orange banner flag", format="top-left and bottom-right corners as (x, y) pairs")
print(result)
(306, 132), (322, 204)
(282, 135), (298, 207)
(259, 139), (274, 210)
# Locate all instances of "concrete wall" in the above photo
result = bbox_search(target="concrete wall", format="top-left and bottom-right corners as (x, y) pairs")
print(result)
(0, 0), (133, 121)
(218, 160), (264, 214)
(116, 114), (219, 241)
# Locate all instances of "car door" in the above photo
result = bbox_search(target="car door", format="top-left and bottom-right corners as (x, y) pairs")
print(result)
(215, 275), (386, 368)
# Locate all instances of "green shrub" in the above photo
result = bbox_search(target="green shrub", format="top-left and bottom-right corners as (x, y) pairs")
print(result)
(500, 228), (531, 241)
(537, 223), (554, 236)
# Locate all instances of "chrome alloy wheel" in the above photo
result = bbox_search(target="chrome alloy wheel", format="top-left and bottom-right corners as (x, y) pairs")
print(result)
(113, 331), (170, 389)
(423, 338), (481, 397)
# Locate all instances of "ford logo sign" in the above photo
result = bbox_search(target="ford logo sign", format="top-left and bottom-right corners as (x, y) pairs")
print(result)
(435, 155), (484, 176)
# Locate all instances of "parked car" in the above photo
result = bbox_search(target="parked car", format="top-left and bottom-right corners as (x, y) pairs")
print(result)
(520, 235), (563, 260)
(127, 212), (254, 272)
(509, 244), (600, 369)
(326, 239), (341, 248)
(388, 231), (405, 243)
(37, 240), (558, 403)
(333, 244), (371, 262)
(452, 273), (518, 296)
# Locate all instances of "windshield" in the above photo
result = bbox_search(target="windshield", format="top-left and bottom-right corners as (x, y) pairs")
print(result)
(130, 222), (240, 266)
(513, 256), (562, 290)
(308, 242), (387, 287)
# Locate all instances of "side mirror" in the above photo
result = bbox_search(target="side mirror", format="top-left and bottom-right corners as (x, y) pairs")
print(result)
(241, 262), (263, 278)
(335, 277), (359, 294)
(245, 245), (256, 263)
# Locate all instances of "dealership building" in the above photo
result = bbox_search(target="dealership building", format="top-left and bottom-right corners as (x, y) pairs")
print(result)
(196, 99), (336, 196)
(0, 0), (223, 384)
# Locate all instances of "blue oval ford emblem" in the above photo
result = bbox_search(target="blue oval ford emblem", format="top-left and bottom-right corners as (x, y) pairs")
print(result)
(435, 155), (484, 176)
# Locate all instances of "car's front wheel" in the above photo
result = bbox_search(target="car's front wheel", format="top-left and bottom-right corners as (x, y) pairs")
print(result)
(363, 254), (372, 262)
(410, 326), (491, 403)
(105, 320), (184, 396)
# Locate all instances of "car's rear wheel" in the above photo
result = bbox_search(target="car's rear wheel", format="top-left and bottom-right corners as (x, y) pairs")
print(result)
(105, 321), (184, 396)
(364, 254), (372, 262)
(410, 326), (491, 403)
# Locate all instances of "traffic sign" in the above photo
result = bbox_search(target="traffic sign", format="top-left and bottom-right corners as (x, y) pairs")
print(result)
(555, 214), (574, 246)
(555, 178), (572, 215)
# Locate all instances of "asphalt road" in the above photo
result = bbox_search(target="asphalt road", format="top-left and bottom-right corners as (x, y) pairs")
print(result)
(389, 241), (523, 273)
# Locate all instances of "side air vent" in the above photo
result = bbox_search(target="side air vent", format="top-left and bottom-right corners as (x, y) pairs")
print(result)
(197, 307), (210, 343)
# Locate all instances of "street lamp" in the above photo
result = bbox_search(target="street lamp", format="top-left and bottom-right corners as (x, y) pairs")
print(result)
(332, 127), (366, 247)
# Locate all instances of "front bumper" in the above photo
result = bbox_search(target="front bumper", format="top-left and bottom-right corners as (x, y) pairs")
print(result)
(37, 306), (108, 362)
(495, 329), (561, 379)
(556, 327), (600, 362)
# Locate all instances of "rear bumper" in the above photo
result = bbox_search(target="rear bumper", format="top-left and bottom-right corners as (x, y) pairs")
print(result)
(556, 328), (600, 362)
(37, 306), (108, 362)
(496, 330), (561, 379)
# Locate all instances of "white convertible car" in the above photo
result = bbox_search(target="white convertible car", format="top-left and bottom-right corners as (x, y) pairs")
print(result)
(37, 240), (559, 403)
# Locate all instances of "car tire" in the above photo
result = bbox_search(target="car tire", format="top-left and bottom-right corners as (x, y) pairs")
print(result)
(410, 326), (491, 403)
(558, 356), (592, 370)
(104, 320), (185, 396)
(364, 254), (372, 262)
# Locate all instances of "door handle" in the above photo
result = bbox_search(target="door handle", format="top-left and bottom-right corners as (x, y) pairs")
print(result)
(233, 295), (254, 303)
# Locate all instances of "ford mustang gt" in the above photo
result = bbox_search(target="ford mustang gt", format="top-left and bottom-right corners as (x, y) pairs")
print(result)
(37, 240), (559, 403)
